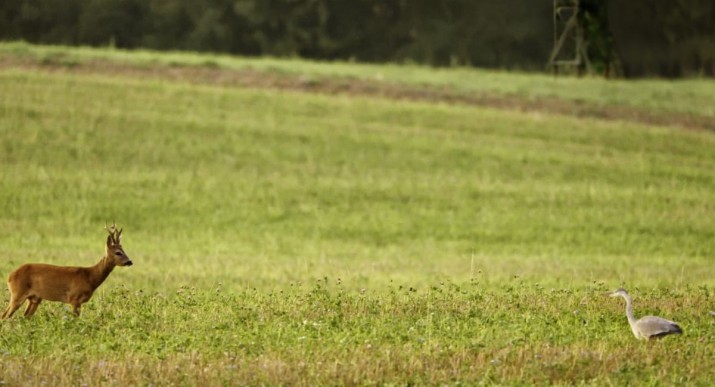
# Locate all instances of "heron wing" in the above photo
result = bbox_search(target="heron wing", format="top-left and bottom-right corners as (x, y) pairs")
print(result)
(636, 316), (683, 338)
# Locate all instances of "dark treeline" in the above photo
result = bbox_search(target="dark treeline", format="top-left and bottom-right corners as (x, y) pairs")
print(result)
(0, 0), (713, 77)
(609, 1), (715, 77)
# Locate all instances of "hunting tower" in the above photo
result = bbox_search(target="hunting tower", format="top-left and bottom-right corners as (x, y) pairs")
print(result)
(548, 0), (592, 75)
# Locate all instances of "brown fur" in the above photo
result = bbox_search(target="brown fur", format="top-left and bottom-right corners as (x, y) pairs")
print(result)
(2, 224), (132, 319)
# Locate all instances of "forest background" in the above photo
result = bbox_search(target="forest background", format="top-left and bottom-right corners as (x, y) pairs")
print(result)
(1, 0), (713, 78)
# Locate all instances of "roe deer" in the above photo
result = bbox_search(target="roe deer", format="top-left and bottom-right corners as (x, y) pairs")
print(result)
(2, 223), (133, 319)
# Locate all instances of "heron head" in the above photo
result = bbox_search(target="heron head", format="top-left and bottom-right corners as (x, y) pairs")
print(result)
(608, 288), (629, 298)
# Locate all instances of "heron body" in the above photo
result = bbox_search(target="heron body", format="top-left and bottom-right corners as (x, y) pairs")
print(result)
(609, 288), (683, 340)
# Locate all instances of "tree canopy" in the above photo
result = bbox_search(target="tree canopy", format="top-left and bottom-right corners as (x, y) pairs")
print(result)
(1, 0), (712, 77)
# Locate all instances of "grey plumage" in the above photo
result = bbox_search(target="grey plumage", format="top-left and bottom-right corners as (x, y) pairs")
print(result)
(608, 288), (683, 340)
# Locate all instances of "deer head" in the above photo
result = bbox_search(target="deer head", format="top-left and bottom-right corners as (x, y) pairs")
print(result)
(105, 222), (133, 266)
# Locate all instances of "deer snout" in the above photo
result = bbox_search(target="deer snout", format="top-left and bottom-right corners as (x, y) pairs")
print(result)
(124, 260), (133, 266)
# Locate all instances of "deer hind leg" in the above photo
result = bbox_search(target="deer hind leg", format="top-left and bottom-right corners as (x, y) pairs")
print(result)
(2, 294), (28, 320)
(23, 296), (42, 317)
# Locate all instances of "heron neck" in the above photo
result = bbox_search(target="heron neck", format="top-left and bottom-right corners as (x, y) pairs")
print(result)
(623, 294), (636, 323)
(622, 294), (640, 338)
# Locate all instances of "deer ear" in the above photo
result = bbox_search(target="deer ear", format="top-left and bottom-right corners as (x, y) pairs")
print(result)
(106, 234), (114, 246)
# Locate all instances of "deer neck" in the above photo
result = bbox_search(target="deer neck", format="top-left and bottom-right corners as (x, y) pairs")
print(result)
(88, 255), (117, 289)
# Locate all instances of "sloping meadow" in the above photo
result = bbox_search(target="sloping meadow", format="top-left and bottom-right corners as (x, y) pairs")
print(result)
(1, 50), (714, 384)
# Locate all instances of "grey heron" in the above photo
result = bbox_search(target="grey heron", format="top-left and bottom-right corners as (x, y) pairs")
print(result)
(608, 288), (683, 340)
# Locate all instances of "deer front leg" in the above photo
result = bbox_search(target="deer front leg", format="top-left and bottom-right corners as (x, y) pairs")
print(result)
(67, 296), (82, 317)
(69, 294), (89, 317)
(70, 298), (85, 317)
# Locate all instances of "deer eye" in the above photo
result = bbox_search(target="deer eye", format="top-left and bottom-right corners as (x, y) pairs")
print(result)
(115, 251), (123, 256)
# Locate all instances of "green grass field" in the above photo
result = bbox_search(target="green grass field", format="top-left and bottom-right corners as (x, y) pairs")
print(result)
(1, 43), (714, 385)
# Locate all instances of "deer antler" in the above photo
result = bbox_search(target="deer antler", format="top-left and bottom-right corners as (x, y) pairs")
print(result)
(105, 222), (121, 244)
